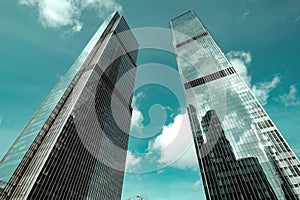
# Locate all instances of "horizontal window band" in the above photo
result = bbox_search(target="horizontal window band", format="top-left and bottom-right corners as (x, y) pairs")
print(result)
(184, 66), (236, 89)
(176, 32), (208, 48)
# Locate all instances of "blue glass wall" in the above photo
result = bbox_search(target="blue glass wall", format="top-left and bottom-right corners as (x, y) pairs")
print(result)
(0, 12), (118, 184)
(171, 10), (300, 199)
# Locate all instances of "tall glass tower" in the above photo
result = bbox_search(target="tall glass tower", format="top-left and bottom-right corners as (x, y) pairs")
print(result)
(0, 12), (138, 199)
(170, 10), (300, 199)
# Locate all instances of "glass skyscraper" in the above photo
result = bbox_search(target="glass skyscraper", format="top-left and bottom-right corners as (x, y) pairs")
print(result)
(170, 10), (300, 199)
(0, 12), (138, 199)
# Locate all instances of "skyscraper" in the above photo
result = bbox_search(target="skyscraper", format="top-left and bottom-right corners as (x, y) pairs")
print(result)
(170, 10), (300, 199)
(0, 12), (138, 199)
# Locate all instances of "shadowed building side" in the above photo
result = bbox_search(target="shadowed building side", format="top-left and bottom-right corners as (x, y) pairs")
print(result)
(189, 107), (278, 199)
(0, 12), (138, 200)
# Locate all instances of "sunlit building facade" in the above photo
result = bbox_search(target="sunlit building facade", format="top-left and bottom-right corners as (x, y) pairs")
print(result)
(0, 12), (138, 199)
(170, 10), (300, 199)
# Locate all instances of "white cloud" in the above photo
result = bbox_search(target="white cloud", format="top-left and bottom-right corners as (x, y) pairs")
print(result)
(276, 85), (300, 107)
(80, 0), (122, 19)
(19, 0), (122, 33)
(226, 51), (252, 86)
(251, 76), (280, 105)
(125, 151), (142, 172)
(147, 115), (182, 150)
(71, 21), (83, 33)
(131, 108), (144, 129)
(130, 92), (145, 134)
(147, 113), (198, 170)
(227, 51), (280, 105)
(242, 11), (250, 21)
(170, 144), (198, 170)
(192, 180), (202, 189)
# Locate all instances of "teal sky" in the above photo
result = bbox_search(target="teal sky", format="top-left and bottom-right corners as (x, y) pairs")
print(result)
(0, 0), (300, 199)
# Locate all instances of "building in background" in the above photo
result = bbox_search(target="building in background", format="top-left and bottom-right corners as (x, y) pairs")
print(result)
(0, 12), (138, 199)
(170, 10), (300, 199)
(192, 107), (278, 199)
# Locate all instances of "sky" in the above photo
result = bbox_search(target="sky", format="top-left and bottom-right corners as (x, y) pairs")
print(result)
(0, 0), (300, 199)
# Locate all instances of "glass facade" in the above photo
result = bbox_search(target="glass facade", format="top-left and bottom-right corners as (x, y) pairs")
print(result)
(0, 12), (138, 199)
(170, 10), (300, 199)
